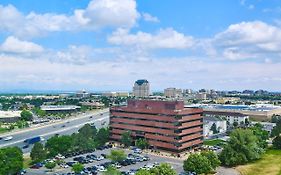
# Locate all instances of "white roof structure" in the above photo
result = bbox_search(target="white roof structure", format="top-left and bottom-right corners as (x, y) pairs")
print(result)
(0, 111), (21, 118)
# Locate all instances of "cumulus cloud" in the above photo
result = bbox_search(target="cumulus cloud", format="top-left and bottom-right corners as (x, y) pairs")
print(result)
(142, 13), (159, 23)
(0, 0), (139, 38)
(0, 36), (44, 54)
(108, 28), (194, 49)
(206, 21), (281, 60)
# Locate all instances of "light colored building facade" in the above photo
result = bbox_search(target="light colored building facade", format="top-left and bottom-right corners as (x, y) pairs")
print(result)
(203, 116), (227, 137)
(132, 79), (150, 98)
(164, 88), (183, 98)
(195, 93), (207, 100)
(102, 92), (129, 97)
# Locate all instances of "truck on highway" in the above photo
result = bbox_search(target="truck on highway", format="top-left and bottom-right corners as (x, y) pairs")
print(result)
(24, 136), (44, 144)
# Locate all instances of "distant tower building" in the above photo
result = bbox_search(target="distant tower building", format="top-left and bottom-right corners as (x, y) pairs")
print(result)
(133, 79), (150, 97)
(164, 88), (183, 98)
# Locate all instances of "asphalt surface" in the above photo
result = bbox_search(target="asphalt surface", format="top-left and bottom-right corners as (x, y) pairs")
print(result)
(27, 147), (185, 175)
(0, 109), (109, 153)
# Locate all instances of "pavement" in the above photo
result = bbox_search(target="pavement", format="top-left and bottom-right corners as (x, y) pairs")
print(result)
(26, 147), (185, 175)
(0, 109), (109, 153)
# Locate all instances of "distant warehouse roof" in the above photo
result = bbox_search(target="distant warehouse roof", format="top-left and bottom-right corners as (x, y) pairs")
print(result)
(0, 111), (21, 123)
(41, 105), (81, 111)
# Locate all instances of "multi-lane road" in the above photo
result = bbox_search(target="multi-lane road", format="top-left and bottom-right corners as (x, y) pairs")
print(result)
(0, 109), (110, 153)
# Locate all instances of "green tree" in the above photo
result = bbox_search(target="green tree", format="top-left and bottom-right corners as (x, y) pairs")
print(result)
(0, 147), (23, 175)
(96, 127), (109, 146)
(20, 109), (33, 121)
(135, 138), (149, 149)
(72, 163), (84, 174)
(273, 135), (281, 149)
(150, 163), (176, 175)
(210, 123), (219, 134)
(45, 135), (73, 157)
(219, 129), (263, 166)
(183, 153), (212, 174)
(78, 123), (97, 139)
(72, 132), (96, 151)
(271, 121), (281, 137)
(233, 121), (238, 128)
(107, 149), (126, 162)
(249, 123), (269, 149)
(201, 151), (221, 170)
(121, 131), (132, 147)
(136, 169), (152, 175)
(103, 166), (121, 175)
(33, 108), (46, 117)
(30, 142), (47, 163)
(45, 162), (56, 171)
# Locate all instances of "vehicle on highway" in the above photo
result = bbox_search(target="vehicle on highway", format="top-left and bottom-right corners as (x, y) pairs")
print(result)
(22, 145), (29, 149)
(62, 125), (66, 127)
(24, 136), (44, 144)
(3, 136), (13, 141)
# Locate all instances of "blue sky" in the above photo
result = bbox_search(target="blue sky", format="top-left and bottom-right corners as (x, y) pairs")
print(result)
(0, 0), (281, 92)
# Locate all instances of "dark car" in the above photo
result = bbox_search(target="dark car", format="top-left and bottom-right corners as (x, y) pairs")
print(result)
(66, 161), (76, 167)
(101, 153), (107, 158)
(22, 145), (29, 149)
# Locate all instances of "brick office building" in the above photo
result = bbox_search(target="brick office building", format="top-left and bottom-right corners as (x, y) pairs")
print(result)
(109, 99), (203, 153)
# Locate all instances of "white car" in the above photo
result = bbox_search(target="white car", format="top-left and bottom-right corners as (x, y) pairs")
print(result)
(3, 136), (13, 141)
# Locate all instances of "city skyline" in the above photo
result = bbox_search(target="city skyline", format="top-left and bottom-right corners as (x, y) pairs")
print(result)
(1, 0), (281, 92)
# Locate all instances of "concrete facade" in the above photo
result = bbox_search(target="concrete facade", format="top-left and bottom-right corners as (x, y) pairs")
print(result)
(132, 79), (150, 98)
(109, 99), (203, 153)
(164, 88), (183, 98)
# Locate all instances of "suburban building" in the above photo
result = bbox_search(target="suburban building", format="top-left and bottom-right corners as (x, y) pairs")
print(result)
(102, 92), (129, 97)
(203, 116), (227, 137)
(164, 88), (183, 98)
(188, 104), (281, 121)
(109, 99), (203, 153)
(132, 79), (150, 98)
(195, 93), (207, 100)
(41, 105), (81, 113)
(75, 90), (90, 99)
(0, 111), (21, 123)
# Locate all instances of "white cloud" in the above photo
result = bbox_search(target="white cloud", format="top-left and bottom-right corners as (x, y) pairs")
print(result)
(0, 0), (140, 38)
(142, 13), (159, 23)
(0, 36), (44, 54)
(108, 28), (194, 49)
(80, 0), (139, 29)
(210, 21), (281, 60)
(1, 54), (281, 91)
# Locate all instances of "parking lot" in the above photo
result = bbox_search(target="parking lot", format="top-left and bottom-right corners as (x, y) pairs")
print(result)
(26, 146), (184, 175)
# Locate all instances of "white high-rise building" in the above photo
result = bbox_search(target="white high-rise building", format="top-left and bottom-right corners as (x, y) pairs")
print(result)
(133, 79), (150, 97)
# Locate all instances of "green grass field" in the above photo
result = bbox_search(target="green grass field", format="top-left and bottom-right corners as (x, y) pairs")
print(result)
(236, 149), (281, 175)
(203, 139), (225, 146)
(0, 127), (9, 134)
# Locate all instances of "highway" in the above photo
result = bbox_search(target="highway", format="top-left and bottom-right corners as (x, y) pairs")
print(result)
(0, 109), (110, 153)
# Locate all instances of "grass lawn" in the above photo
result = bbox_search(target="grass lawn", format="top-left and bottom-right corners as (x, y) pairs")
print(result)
(203, 139), (225, 146)
(236, 149), (281, 175)
(23, 156), (32, 169)
(0, 127), (9, 134)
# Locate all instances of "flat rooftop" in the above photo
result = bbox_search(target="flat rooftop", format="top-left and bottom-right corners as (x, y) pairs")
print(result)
(186, 104), (281, 112)
(41, 105), (81, 111)
(0, 111), (21, 118)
